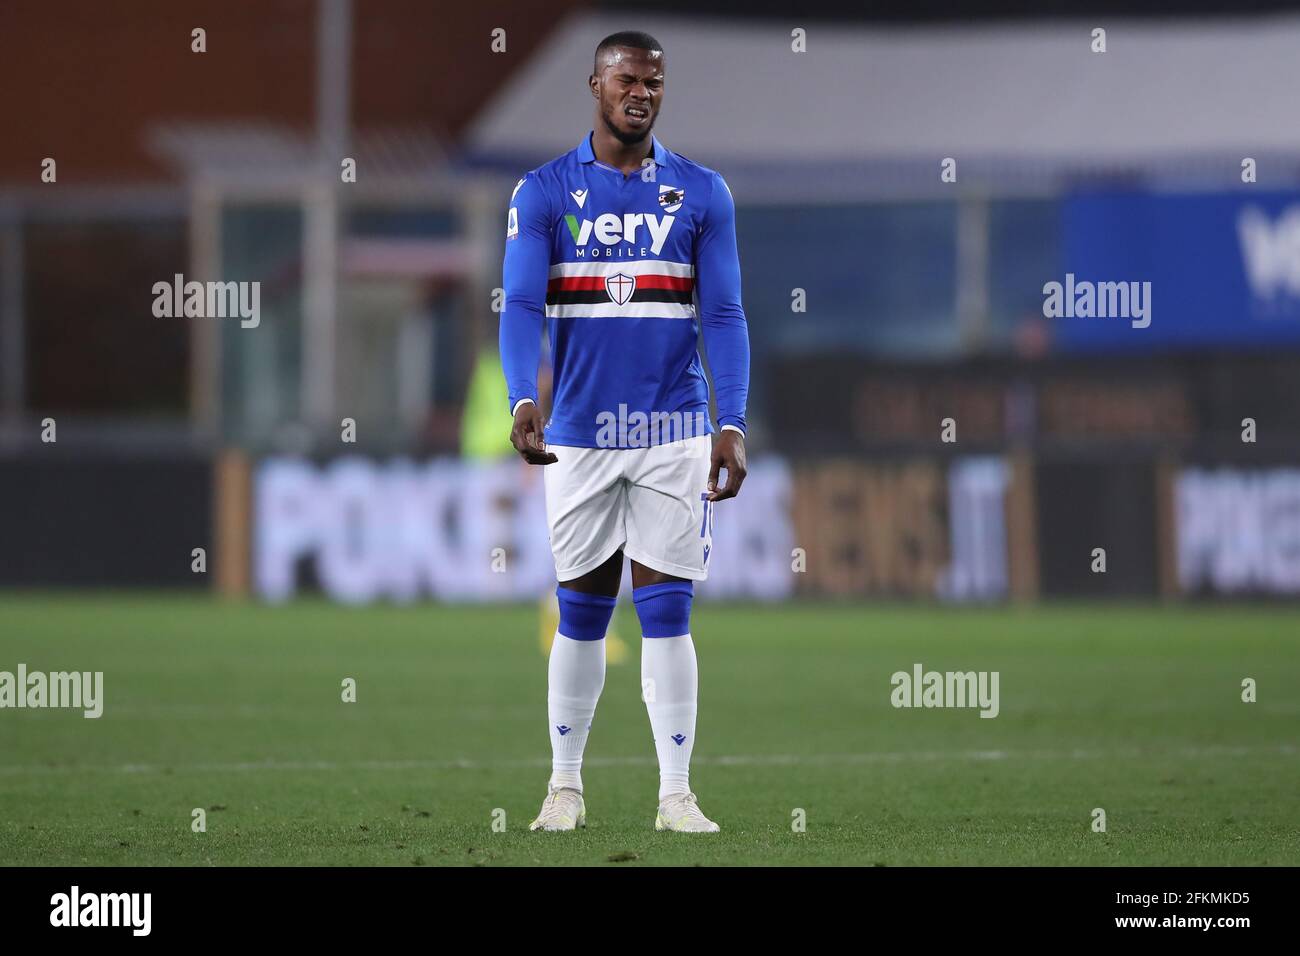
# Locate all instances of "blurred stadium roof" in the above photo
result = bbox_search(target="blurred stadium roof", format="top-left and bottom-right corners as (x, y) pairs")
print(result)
(465, 11), (1300, 195)
(148, 123), (459, 194)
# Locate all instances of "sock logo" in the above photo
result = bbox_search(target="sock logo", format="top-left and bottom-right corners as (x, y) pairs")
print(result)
(556, 725), (571, 735)
(670, 733), (686, 746)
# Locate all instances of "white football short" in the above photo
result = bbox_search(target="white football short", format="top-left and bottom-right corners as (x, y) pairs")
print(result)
(543, 434), (715, 582)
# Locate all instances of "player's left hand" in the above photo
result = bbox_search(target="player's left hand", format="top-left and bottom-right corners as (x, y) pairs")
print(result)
(707, 430), (747, 502)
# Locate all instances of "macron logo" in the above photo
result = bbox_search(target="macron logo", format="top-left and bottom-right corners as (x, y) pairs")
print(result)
(670, 734), (687, 746)
(556, 725), (571, 736)
(570, 189), (588, 209)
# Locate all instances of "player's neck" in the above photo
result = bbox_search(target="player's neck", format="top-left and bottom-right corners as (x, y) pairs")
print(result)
(590, 127), (654, 176)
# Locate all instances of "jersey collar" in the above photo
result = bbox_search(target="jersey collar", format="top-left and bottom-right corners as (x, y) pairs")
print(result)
(577, 131), (669, 168)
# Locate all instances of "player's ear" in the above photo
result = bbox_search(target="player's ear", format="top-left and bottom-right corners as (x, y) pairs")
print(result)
(588, 73), (599, 98)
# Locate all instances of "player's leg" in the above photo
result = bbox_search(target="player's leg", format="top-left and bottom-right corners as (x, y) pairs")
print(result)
(531, 447), (626, 832)
(624, 434), (720, 832)
(631, 563), (696, 806)
(630, 562), (718, 832)
(546, 553), (621, 792)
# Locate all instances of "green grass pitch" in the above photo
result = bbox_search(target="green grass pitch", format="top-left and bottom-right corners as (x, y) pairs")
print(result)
(1, 595), (1297, 866)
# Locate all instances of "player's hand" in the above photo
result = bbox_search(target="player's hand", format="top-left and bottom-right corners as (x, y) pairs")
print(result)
(707, 430), (746, 501)
(510, 402), (558, 465)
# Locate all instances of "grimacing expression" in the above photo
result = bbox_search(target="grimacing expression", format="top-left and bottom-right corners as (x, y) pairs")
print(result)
(590, 46), (664, 145)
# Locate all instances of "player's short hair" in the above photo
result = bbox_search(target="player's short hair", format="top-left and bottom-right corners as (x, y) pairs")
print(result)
(593, 31), (664, 72)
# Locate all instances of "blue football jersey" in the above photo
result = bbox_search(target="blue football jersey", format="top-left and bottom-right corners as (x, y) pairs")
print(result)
(500, 132), (749, 448)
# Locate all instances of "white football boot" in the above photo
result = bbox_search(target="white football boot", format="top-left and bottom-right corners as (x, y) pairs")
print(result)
(654, 792), (720, 833)
(529, 785), (586, 831)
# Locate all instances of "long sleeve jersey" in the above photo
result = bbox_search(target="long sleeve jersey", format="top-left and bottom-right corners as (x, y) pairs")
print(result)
(500, 132), (749, 448)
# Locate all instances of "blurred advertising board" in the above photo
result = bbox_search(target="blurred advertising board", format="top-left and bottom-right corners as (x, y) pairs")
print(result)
(1177, 466), (1300, 596)
(769, 354), (1300, 454)
(254, 457), (795, 603)
(251, 455), (1022, 604)
(0, 454), (211, 587)
(1058, 190), (1300, 352)
(16, 450), (1294, 602)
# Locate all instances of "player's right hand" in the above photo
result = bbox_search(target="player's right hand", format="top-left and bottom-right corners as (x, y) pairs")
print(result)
(510, 402), (558, 465)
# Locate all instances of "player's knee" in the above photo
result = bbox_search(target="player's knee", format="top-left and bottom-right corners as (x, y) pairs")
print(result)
(633, 581), (693, 638)
(556, 586), (617, 641)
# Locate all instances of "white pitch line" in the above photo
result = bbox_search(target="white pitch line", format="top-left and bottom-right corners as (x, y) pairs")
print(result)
(0, 744), (1294, 777)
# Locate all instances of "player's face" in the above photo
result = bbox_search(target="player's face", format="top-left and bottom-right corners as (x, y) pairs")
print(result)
(590, 47), (664, 145)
